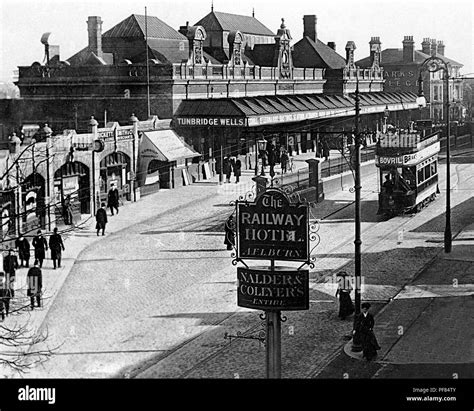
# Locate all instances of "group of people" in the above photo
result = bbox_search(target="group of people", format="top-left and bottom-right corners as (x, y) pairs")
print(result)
(0, 227), (66, 319)
(94, 183), (120, 236)
(223, 156), (242, 183)
(335, 270), (381, 361)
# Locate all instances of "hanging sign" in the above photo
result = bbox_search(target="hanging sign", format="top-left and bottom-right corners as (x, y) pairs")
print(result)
(236, 189), (309, 261)
(237, 267), (309, 311)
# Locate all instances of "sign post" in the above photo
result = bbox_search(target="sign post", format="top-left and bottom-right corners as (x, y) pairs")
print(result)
(234, 188), (311, 378)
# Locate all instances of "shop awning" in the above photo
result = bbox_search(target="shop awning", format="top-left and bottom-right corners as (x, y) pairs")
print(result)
(140, 130), (200, 162)
(174, 91), (419, 128)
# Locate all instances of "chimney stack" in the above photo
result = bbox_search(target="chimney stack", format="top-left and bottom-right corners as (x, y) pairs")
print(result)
(421, 38), (431, 55)
(430, 38), (437, 56)
(87, 16), (103, 58)
(369, 37), (381, 66)
(437, 40), (445, 56)
(179, 21), (190, 36)
(345, 41), (356, 67)
(402, 35), (415, 62)
(303, 15), (317, 42)
(327, 41), (336, 51)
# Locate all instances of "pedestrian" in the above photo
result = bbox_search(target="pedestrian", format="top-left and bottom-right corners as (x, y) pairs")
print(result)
(95, 202), (108, 236)
(224, 215), (235, 250)
(32, 230), (48, 268)
(49, 227), (65, 269)
(26, 260), (42, 310)
(353, 302), (381, 361)
(63, 195), (74, 225)
(323, 141), (330, 161)
(267, 142), (276, 177)
(223, 157), (232, 183)
(107, 183), (120, 215)
(335, 271), (354, 320)
(280, 149), (289, 174)
(234, 158), (242, 183)
(3, 246), (18, 298)
(316, 141), (323, 158)
(0, 272), (11, 320)
(15, 234), (31, 268)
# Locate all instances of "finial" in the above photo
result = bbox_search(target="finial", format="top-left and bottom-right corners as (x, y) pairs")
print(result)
(252, 8), (255, 17)
(211, 0), (214, 12)
(280, 18), (285, 29)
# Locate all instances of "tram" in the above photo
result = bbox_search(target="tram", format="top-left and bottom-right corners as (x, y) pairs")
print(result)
(375, 123), (440, 217)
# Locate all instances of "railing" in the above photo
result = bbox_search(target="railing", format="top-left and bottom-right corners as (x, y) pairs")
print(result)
(343, 67), (383, 80)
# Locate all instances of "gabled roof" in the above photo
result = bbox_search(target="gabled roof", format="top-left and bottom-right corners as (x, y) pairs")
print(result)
(103, 14), (186, 40)
(195, 10), (275, 36)
(293, 36), (346, 69)
(356, 49), (463, 67)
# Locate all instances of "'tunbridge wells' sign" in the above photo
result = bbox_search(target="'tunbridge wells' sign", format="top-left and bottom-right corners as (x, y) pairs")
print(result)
(236, 189), (309, 262)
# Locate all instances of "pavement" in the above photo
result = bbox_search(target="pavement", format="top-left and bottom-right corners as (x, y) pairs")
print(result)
(1, 143), (473, 381)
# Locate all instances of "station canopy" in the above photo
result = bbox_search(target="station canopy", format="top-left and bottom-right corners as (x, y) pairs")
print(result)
(174, 91), (419, 128)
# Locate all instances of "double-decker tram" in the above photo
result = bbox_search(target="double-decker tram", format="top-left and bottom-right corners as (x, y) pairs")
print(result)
(375, 123), (440, 217)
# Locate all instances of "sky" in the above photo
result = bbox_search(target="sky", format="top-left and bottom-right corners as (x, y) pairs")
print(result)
(0, 0), (473, 83)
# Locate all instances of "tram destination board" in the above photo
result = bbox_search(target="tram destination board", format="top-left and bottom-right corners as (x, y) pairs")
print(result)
(237, 267), (309, 311)
(236, 189), (309, 262)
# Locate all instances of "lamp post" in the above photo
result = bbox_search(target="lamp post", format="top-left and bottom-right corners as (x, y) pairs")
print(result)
(383, 105), (390, 133)
(257, 138), (267, 176)
(351, 78), (363, 352)
(419, 56), (452, 253)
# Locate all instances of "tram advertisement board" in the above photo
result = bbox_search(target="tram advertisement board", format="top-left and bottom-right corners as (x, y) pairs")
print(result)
(237, 267), (309, 311)
(236, 189), (309, 261)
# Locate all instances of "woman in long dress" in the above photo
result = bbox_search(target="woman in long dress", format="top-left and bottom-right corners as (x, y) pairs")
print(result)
(353, 302), (381, 361)
(335, 271), (355, 319)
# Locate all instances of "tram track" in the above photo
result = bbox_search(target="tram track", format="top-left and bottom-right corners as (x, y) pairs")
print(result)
(129, 159), (469, 379)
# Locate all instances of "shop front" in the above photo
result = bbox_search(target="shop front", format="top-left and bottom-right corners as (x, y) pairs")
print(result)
(53, 161), (90, 223)
(99, 151), (131, 205)
(138, 129), (200, 196)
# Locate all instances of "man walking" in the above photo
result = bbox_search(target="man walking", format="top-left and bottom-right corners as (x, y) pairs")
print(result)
(107, 183), (120, 215)
(26, 260), (42, 310)
(3, 246), (18, 298)
(32, 230), (48, 268)
(95, 202), (108, 236)
(0, 272), (11, 320)
(15, 234), (30, 268)
(49, 227), (65, 269)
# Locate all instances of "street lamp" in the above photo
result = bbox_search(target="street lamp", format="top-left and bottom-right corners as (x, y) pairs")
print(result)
(257, 138), (267, 176)
(351, 78), (363, 352)
(383, 105), (390, 133)
(419, 56), (451, 253)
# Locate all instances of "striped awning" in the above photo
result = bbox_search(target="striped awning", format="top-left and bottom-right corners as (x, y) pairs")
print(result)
(174, 91), (419, 128)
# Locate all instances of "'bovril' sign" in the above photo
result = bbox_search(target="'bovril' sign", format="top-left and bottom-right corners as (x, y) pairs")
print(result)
(236, 189), (309, 262)
(237, 267), (309, 311)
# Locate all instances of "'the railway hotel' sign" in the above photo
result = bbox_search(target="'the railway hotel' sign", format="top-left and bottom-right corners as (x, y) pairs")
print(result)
(236, 189), (309, 261)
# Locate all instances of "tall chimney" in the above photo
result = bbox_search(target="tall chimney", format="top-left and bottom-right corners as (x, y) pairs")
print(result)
(430, 38), (437, 56)
(345, 41), (356, 67)
(369, 37), (381, 66)
(402, 35), (415, 62)
(421, 38), (431, 55)
(437, 40), (445, 56)
(327, 41), (336, 51)
(303, 15), (317, 42)
(87, 16), (103, 58)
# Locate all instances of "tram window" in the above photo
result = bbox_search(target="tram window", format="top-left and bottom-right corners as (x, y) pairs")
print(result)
(430, 162), (437, 175)
(417, 168), (424, 184)
(425, 164), (432, 180)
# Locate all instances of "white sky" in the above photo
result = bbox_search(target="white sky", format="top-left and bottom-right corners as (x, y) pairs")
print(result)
(1, 0), (473, 83)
